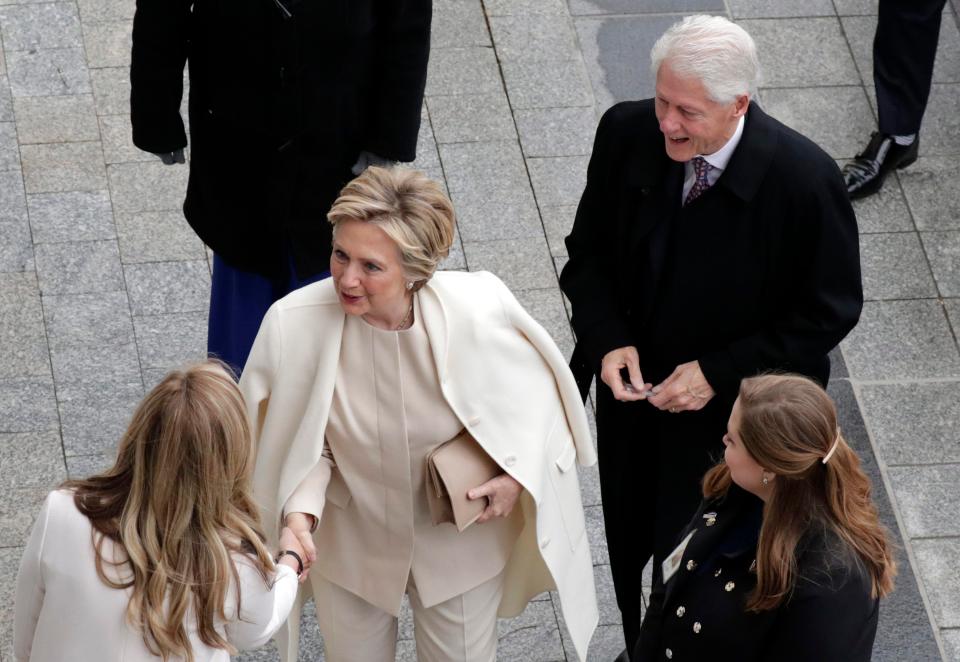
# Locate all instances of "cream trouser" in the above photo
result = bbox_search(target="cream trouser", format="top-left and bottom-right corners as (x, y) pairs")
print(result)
(312, 570), (504, 662)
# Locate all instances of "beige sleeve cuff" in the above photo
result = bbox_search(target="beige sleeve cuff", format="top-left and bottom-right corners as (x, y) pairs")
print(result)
(283, 456), (334, 526)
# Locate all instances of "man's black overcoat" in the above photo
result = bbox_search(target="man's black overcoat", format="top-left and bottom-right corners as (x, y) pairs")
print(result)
(130, 0), (431, 278)
(559, 99), (863, 648)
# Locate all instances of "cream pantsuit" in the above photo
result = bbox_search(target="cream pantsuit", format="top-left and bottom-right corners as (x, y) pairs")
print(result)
(285, 298), (521, 659)
(241, 271), (599, 662)
(313, 570), (504, 662)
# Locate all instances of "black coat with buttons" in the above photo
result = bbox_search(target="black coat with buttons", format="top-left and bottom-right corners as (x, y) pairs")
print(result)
(130, 0), (431, 278)
(635, 485), (880, 662)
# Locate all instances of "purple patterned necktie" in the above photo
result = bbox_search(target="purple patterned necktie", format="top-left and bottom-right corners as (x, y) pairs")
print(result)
(684, 156), (715, 206)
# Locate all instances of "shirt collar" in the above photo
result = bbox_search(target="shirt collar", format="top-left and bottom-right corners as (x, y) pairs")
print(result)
(698, 115), (745, 172)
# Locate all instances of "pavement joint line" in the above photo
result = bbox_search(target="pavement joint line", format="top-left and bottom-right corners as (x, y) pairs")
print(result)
(480, 0), (597, 317)
(843, 376), (960, 385)
(910, 535), (960, 540)
(849, 377), (951, 661)
(885, 461), (960, 468)
(569, 11), (714, 19)
(420, 101), (468, 272)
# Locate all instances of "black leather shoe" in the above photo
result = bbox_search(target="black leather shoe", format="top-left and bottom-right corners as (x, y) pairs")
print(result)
(842, 132), (919, 200)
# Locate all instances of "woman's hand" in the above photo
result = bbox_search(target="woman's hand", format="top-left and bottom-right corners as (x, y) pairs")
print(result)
(277, 526), (312, 583)
(282, 513), (318, 583)
(468, 474), (523, 524)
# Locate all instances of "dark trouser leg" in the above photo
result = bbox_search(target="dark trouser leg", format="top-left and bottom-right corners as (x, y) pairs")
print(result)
(207, 252), (328, 376)
(596, 387), (658, 655)
(874, 0), (948, 135)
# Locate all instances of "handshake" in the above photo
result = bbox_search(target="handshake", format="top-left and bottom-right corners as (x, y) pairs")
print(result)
(276, 522), (318, 584)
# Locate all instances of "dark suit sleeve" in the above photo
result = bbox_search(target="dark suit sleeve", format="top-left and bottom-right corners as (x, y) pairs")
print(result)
(698, 163), (863, 397)
(559, 105), (636, 373)
(366, 0), (432, 162)
(130, 0), (191, 154)
(758, 563), (879, 662)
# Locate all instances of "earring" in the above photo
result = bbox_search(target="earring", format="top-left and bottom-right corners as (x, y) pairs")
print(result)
(761, 472), (769, 486)
(406, 281), (414, 290)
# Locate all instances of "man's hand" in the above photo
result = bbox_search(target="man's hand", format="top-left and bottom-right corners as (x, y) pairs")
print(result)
(601, 346), (652, 402)
(469, 473), (523, 523)
(283, 512), (318, 583)
(154, 148), (185, 165)
(351, 150), (393, 176)
(647, 360), (715, 413)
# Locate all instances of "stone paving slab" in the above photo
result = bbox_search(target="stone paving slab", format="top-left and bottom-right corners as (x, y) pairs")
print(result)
(859, 232), (939, 300)
(759, 85), (875, 160)
(842, 300), (960, 381)
(13, 93), (99, 144)
(741, 17), (861, 88)
(26, 189), (114, 243)
(728, 0), (835, 19)
(899, 157), (960, 231)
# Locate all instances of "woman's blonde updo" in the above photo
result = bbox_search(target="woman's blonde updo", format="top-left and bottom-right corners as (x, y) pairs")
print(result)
(327, 166), (456, 289)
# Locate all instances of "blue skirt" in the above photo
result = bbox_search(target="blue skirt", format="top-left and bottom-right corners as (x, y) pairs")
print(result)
(208, 253), (329, 376)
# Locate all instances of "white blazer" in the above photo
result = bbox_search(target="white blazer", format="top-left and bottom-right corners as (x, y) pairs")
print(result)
(240, 270), (600, 661)
(14, 490), (298, 662)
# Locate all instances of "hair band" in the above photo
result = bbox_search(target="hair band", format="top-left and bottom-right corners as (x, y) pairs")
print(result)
(822, 428), (841, 464)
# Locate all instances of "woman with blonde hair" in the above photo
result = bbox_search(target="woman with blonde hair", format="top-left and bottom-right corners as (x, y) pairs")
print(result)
(635, 373), (895, 662)
(14, 361), (308, 661)
(241, 165), (598, 661)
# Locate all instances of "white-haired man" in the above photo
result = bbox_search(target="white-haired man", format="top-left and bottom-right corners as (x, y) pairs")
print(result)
(560, 15), (863, 659)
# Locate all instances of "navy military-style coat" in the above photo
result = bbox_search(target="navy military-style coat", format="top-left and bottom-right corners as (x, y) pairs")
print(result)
(130, 0), (431, 279)
(635, 485), (880, 662)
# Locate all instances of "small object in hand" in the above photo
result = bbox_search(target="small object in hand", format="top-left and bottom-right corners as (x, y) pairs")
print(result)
(426, 429), (502, 531)
(275, 549), (304, 576)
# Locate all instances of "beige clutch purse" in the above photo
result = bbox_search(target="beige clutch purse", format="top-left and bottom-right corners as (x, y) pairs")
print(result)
(425, 429), (502, 532)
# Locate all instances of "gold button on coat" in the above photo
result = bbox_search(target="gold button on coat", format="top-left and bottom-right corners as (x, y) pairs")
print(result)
(676, 606), (685, 617)
(665, 648), (673, 659)
(714, 568), (722, 577)
(686, 559), (697, 571)
(693, 621), (702, 633)
(725, 581), (735, 592)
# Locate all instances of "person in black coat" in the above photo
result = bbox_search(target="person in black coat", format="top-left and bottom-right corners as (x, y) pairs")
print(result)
(634, 374), (896, 662)
(842, 0), (948, 199)
(559, 15), (863, 657)
(130, 0), (432, 373)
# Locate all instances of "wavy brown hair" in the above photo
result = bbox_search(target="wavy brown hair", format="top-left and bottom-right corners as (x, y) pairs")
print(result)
(703, 374), (896, 611)
(63, 360), (275, 660)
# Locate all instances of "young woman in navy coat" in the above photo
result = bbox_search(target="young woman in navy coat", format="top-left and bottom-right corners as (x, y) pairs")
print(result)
(635, 374), (896, 662)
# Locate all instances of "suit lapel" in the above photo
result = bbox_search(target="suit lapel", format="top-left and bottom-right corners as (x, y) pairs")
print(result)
(622, 154), (682, 324)
(417, 281), (450, 384)
(662, 487), (751, 606)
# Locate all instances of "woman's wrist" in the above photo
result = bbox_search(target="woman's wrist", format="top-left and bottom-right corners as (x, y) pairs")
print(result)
(285, 511), (318, 533)
(275, 549), (304, 576)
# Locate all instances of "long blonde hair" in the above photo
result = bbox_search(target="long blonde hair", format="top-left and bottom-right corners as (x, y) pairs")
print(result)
(64, 360), (274, 660)
(703, 374), (896, 611)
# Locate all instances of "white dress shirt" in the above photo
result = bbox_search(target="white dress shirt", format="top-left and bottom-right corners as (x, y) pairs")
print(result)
(681, 114), (745, 202)
(14, 490), (298, 662)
